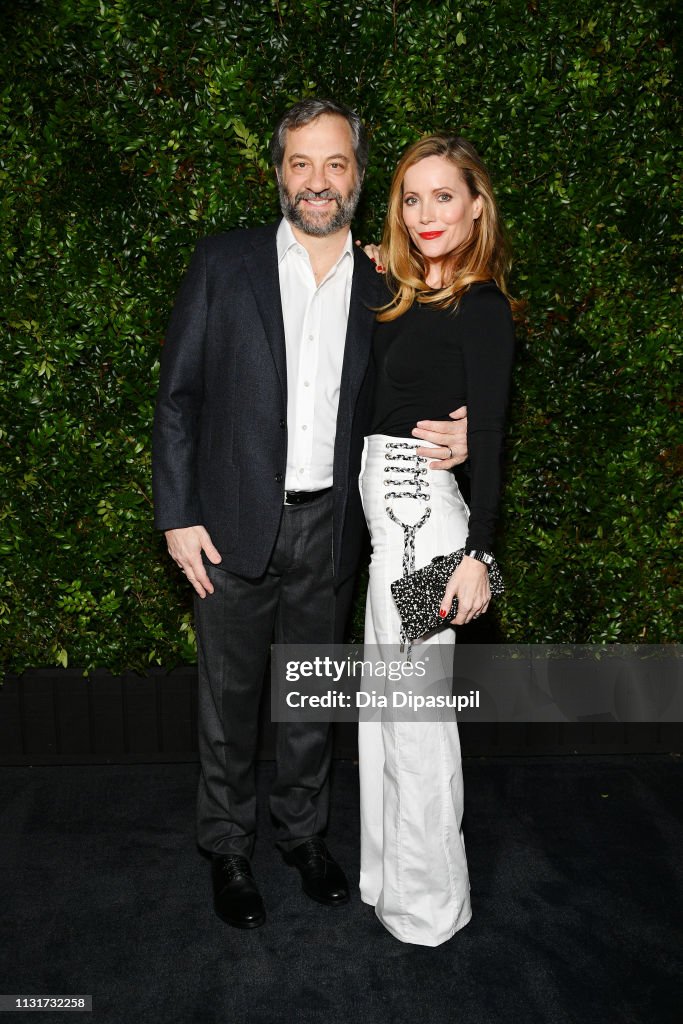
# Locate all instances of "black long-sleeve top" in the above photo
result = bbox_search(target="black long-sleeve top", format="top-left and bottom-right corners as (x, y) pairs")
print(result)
(370, 281), (515, 551)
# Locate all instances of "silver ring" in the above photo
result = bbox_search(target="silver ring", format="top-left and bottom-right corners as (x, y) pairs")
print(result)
(447, 447), (453, 459)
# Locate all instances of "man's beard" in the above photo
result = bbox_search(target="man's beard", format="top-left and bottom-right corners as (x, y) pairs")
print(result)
(277, 178), (362, 237)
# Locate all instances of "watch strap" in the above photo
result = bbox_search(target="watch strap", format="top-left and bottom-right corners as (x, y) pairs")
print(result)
(466, 549), (495, 566)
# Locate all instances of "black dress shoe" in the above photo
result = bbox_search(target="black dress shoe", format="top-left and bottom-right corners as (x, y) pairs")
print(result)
(211, 854), (265, 929)
(284, 838), (349, 906)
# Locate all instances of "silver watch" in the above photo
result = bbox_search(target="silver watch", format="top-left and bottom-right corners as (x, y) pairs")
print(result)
(466, 549), (495, 566)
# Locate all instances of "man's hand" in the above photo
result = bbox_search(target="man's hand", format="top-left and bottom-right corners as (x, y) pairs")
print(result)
(412, 406), (468, 470)
(165, 525), (222, 598)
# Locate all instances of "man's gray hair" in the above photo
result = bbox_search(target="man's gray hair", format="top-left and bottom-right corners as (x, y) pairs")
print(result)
(270, 98), (369, 177)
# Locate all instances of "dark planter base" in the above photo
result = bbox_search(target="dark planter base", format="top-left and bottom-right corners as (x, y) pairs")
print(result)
(0, 668), (680, 765)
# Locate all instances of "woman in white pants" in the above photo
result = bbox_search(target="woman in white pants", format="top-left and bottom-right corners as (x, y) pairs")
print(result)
(358, 134), (518, 946)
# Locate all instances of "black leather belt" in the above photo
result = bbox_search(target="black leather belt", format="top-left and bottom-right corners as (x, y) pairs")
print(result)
(284, 488), (332, 506)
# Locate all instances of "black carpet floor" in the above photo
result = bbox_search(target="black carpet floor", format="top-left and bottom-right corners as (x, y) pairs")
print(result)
(1, 755), (681, 1024)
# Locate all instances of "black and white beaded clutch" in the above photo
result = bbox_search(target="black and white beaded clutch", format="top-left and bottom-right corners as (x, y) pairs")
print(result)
(390, 551), (505, 642)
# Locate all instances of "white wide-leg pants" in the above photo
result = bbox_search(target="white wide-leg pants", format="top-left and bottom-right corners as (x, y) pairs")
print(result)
(358, 434), (472, 946)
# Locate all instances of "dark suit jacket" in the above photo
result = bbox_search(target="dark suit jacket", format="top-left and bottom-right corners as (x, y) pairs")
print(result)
(152, 221), (381, 583)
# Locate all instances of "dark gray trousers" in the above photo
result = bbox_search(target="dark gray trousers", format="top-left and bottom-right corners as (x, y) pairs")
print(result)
(195, 491), (355, 857)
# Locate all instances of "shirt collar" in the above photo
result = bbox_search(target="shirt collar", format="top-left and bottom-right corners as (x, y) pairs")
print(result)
(276, 218), (353, 268)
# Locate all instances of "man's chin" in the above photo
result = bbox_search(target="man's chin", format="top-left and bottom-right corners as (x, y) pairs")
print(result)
(291, 210), (346, 238)
(299, 211), (332, 228)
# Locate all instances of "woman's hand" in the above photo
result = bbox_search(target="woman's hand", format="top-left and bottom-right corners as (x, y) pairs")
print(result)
(439, 555), (491, 626)
(354, 238), (385, 272)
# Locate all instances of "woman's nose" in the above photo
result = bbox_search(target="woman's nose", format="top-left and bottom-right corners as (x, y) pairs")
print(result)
(419, 202), (435, 223)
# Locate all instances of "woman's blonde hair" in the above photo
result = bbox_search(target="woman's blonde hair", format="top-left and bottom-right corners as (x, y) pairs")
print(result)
(378, 134), (521, 321)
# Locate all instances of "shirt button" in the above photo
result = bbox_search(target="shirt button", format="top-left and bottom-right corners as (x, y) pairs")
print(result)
(298, 468), (304, 475)
(275, 473), (283, 483)
(302, 425), (307, 431)
(304, 381), (310, 387)
(279, 419), (286, 429)
(308, 334), (314, 341)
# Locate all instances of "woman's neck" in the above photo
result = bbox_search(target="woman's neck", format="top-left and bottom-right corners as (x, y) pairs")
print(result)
(425, 260), (443, 289)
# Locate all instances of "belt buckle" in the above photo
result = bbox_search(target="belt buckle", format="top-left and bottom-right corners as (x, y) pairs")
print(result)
(285, 489), (326, 506)
(284, 490), (306, 506)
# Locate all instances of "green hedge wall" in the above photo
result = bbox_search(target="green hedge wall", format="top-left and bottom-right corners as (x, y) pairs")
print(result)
(1, 0), (680, 673)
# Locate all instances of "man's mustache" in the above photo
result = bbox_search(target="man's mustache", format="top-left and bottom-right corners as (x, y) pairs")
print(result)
(295, 189), (342, 206)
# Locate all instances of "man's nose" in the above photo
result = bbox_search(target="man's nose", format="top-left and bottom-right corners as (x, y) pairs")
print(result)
(306, 164), (329, 193)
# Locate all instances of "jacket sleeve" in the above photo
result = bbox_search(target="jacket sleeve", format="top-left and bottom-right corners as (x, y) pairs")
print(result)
(152, 239), (207, 531)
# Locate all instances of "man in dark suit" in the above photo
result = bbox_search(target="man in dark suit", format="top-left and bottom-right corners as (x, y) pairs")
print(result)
(152, 99), (467, 929)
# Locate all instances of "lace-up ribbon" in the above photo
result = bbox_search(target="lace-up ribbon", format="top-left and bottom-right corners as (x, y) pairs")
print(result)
(383, 443), (432, 658)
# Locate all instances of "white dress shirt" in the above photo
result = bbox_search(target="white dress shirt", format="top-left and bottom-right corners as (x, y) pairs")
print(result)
(276, 218), (354, 491)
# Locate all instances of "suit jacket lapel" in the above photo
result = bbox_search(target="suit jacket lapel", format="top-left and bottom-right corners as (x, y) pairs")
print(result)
(338, 247), (380, 422)
(243, 224), (287, 399)
(243, 226), (378, 431)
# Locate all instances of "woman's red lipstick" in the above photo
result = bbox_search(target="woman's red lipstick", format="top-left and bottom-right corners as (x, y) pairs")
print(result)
(418, 231), (444, 239)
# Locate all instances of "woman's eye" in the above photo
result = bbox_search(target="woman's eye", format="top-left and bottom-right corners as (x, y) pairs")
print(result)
(404, 196), (418, 206)
(438, 193), (452, 202)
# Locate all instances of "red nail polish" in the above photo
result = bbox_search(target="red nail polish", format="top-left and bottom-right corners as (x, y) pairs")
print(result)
(370, 257), (376, 263)
(438, 609), (447, 618)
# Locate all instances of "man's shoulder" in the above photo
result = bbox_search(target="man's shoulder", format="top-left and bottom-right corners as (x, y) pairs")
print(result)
(199, 221), (279, 259)
(351, 244), (387, 303)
